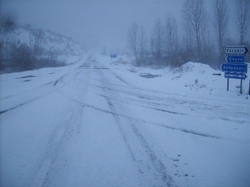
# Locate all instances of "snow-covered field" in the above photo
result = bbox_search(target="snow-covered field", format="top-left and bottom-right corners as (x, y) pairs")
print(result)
(1, 53), (250, 187)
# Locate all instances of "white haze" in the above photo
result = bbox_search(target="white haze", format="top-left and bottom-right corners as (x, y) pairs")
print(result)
(2, 0), (238, 52)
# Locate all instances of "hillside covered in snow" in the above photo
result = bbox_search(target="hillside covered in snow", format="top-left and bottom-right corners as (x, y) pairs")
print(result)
(1, 24), (85, 72)
(8, 24), (84, 57)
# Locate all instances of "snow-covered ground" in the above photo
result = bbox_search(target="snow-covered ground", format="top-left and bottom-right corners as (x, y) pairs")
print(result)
(1, 53), (250, 187)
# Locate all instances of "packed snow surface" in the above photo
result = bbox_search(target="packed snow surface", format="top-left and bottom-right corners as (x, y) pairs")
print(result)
(1, 53), (250, 187)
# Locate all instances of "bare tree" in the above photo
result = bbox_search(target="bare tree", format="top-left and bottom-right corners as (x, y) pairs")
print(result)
(33, 29), (44, 60)
(151, 18), (164, 66)
(182, 0), (209, 61)
(138, 25), (147, 66)
(164, 15), (179, 66)
(213, 0), (229, 60)
(128, 23), (148, 66)
(235, 0), (250, 44)
(10, 41), (34, 71)
(127, 22), (139, 66)
(0, 16), (14, 70)
(180, 32), (195, 62)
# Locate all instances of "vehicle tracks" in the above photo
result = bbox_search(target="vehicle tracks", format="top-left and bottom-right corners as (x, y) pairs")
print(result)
(99, 69), (175, 187)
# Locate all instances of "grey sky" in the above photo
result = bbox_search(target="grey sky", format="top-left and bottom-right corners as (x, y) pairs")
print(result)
(2, 0), (184, 50)
(2, 0), (239, 51)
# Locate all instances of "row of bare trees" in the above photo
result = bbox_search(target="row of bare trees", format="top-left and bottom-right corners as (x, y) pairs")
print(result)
(127, 0), (250, 68)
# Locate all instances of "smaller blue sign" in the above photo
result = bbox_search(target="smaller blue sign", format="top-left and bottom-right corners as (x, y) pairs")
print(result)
(225, 56), (244, 63)
(224, 72), (247, 79)
(220, 63), (247, 73)
(110, 54), (117, 58)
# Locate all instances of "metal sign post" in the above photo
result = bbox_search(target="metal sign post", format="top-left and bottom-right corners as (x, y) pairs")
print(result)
(249, 77), (250, 95)
(221, 46), (248, 94)
(227, 78), (229, 91)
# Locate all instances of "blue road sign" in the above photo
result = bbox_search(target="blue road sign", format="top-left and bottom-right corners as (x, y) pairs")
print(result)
(225, 46), (248, 55)
(220, 63), (247, 73)
(224, 72), (247, 79)
(225, 56), (244, 63)
(110, 54), (117, 58)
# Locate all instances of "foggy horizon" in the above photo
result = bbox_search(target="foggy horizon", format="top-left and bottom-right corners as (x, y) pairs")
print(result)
(3, 0), (243, 52)
(1, 0), (190, 51)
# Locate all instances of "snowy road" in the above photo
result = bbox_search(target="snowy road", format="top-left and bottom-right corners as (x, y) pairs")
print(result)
(1, 55), (250, 187)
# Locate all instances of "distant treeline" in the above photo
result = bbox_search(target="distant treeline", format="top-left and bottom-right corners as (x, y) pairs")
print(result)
(127, 0), (250, 69)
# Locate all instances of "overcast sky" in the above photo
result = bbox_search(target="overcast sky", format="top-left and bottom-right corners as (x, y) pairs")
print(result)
(2, 0), (185, 50)
(2, 0), (238, 51)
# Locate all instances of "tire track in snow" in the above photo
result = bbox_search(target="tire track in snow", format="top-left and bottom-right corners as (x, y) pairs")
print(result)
(31, 103), (84, 187)
(97, 93), (184, 115)
(105, 96), (174, 187)
(29, 68), (88, 187)
(81, 103), (221, 139)
(32, 159), (52, 187)
(0, 81), (54, 101)
(0, 70), (80, 115)
(52, 68), (222, 140)
(0, 93), (52, 115)
(91, 84), (249, 125)
(111, 71), (131, 86)
(51, 65), (222, 140)
(99, 69), (175, 187)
